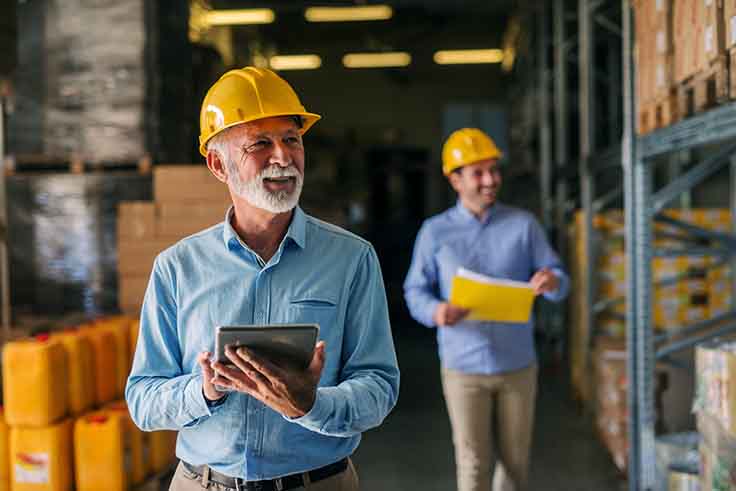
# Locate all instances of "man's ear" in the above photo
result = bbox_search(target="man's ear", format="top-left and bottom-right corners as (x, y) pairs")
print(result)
(447, 170), (462, 193)
(206, 150), (228, 184)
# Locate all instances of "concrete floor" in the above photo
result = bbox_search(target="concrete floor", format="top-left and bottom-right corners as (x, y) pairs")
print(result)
(352, 325), (627, 491)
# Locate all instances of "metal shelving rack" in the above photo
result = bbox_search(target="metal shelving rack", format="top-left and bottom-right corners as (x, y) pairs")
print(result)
(621, 2), (736, 489)
(539, 1), (736, 489)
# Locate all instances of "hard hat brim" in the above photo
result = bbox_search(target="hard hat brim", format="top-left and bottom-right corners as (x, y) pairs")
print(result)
(199, 111), (321, 157)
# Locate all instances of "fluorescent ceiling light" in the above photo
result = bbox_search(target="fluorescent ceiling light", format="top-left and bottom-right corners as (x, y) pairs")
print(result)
(305, 5), (393, 22)
(433, 49), (505, 65)
(205, 9), (275, 26)
(343, 52), (411, 68)
(270, 55), (322, 71)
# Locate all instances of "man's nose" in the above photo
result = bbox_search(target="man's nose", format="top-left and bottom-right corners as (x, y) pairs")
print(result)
(269, 141), (292, 167)
(481, 171), (497, 185)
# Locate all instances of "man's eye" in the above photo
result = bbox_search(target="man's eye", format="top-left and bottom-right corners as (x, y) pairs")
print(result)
(285, 136), (301, 145)
(247, 141), (269, 152)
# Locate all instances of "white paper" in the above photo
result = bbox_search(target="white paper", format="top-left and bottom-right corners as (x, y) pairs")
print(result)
(456, 267), (532, 290)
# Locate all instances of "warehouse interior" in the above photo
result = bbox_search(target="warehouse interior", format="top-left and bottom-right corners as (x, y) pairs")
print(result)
(0, 0), (735, 490)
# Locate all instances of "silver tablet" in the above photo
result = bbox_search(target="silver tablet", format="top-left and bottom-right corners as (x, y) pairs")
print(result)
(214, 324), (320, 370)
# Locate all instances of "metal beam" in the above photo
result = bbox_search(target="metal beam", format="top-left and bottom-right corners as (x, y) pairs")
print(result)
(623, 0), (656, 488)
(651, 142), (736, 214)
(732, 155), (736, 310)
(639, 101), (736, 158)
(652, 247), (730, 258)
(554, 0), (569, 259)
(593, 185), (623, 212)
(653, 309), (736, 344)
(595, 13), (622, 36)
(539, 3), (553, 229)
(580, 0), (597, 391)
(654, 213), (736, 251)
(0, 93), (9, 336)
(656, 321), (736, 359)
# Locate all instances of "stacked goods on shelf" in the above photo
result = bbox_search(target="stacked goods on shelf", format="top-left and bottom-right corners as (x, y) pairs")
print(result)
(727, 0), (736, 97)
(636, 0), (735, 131)
(655, 432), (700, 490)
(635, 0), (678, 133)
(117, 165), (231, 315)
(593, 336), (668, 474)
(0, 316), (177, 490)
(570, 209), (732, 419)
(694, 341), (736, 490)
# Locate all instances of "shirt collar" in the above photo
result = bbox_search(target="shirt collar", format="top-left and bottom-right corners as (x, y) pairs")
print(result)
(222, 205), (307, 251)
(453, 200), (500, 225)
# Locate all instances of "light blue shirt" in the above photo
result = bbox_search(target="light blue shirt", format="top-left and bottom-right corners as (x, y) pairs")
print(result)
(126, 207), (399, 480)
(403, 201), (569, 375)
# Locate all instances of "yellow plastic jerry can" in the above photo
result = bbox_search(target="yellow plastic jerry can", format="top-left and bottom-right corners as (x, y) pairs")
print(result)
(10, 419), (73, 491)
(129, 319), (140, 366)
(0, 408), (9, 487)
(149, 430), (177, 474)
(51, 330), (95, 415)
(94, 317), (132, 398)
(106, 401), (148, 485)
(2, 336), (68, 427)
(74, 412), (127, 491)
(78, 327), (118, 406)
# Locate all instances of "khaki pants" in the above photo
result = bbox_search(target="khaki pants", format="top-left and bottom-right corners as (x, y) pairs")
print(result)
(441, 364), (538, 491)
(169, 459), (359, 491)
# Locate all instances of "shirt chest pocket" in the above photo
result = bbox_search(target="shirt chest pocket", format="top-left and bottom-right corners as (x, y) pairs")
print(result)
(287, 297), (338, 332)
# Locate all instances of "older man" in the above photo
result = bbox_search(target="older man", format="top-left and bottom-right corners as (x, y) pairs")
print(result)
(126, 67), (399, 491)
(404, 128), (569, 491)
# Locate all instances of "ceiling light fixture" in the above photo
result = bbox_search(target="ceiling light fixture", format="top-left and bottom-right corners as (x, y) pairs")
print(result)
(270, 55), (322, 70)
(204, 9), (275, 26)
(305, 5), (393, 22)
(433, 49), (505, 65)
(342, 52), (411, 68)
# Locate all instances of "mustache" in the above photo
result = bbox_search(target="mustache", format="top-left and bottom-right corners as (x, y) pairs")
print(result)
(259, 165), (301, 179)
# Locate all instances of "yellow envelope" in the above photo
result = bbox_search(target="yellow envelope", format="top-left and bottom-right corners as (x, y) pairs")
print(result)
(448, 268), (535, 323)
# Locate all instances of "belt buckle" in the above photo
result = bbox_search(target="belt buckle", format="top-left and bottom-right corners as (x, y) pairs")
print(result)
(274, 477), (284, 491)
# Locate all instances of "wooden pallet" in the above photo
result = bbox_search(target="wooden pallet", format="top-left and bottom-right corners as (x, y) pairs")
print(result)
(3, 154), (152, 176)
(637, 92), (679, 135)
(676, 54), (730, 119)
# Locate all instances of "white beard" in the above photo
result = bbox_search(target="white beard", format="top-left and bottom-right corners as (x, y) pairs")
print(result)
(228, 162), (303, 214)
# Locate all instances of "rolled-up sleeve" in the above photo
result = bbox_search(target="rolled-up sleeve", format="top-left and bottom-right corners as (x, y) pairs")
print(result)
(289, 245), (400, 437)
(125, 255), (212, 431)
(403, 223), (441, 327)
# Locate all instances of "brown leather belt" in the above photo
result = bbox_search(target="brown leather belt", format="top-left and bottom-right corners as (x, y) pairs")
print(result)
(181, 458), (348, 491)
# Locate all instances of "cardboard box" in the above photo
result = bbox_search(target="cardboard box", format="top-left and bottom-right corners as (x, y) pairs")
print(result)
(674, 0), (702, 82)
(700, 0), (727, 65)
(118, 275), (149, 315)
(117, 202), (156, 240)
(153, 165), (231, 204)
(697, 415), (736, 490)
(695, 342), (736, 437)
(156, 202), (229, 239)
(117, 239), (173, 276)
(726, 0), (736, 47)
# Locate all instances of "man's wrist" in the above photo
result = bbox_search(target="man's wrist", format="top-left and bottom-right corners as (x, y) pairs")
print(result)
(203, 389), (228, 408)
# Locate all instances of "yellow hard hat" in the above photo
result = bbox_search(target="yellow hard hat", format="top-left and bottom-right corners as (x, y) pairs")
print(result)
(198, 67), (321, 156)
(441, 128), (503, 176)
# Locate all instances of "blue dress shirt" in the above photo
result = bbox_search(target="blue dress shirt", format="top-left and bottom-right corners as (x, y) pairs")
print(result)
(403, 201), (569, 375)
(126, 207), (400, 480)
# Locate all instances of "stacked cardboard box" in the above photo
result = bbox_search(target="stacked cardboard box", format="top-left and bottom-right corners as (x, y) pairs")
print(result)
(636, 0), (678, 133)
(694, 341), (736, 489)
(117, 165), (231, 314)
